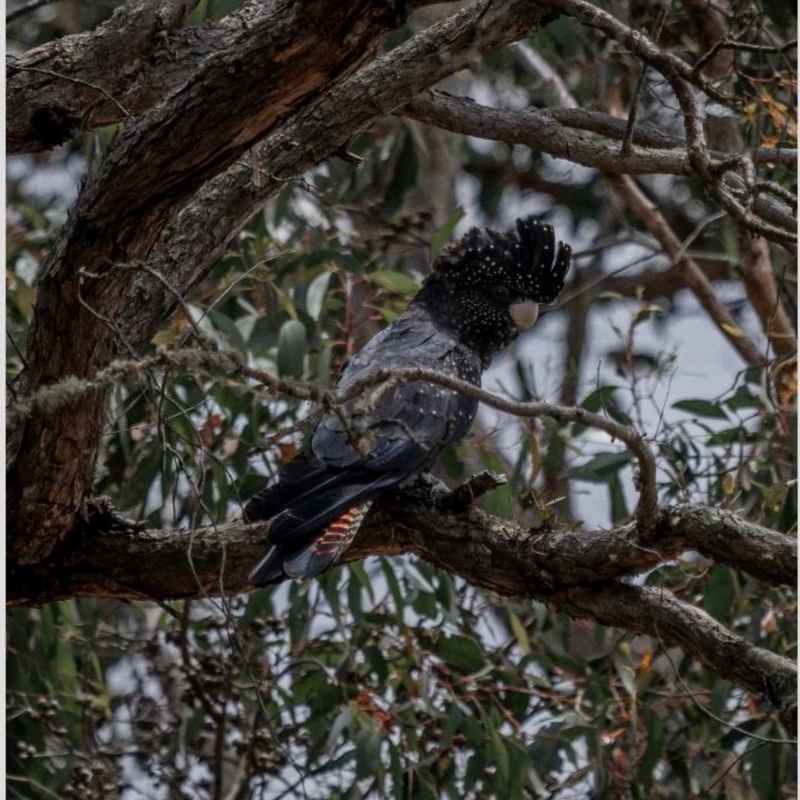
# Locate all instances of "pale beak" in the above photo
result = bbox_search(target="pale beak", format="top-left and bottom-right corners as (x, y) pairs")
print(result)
(509, 299), (539, 331)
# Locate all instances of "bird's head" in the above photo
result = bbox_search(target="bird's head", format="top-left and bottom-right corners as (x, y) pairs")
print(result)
(418, 217), (571, 361)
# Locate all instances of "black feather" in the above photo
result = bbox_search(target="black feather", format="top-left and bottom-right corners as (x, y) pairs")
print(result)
(245, 216), (571, 585)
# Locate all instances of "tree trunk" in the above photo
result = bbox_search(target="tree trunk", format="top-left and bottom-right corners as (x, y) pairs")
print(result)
(7, 0), (548, 563)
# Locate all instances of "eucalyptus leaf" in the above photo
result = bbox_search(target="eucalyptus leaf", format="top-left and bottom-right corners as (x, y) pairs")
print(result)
(277, 318), (307, 378)
(306, 269), (332, 321)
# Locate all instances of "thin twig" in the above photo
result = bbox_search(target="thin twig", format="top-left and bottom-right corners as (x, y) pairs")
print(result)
(658, 633), (795, 744)
(5, 343), (662, 536)
(514, 42), (578, 109)
(16, 66), (130, 119)
(536, 0), (740, 107)
(693, 38), (798, 76)
(621, 0), (672, 155)
(110, 261), (205, 343)
(534, 0), (797, 243)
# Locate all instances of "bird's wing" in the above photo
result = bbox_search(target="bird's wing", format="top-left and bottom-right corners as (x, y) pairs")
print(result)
(313, 304), (479, 470)
(312, 375), (477, 471)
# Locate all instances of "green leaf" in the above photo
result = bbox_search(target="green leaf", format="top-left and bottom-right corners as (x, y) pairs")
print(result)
(207, 308), (247, 350)
(638, 707), (665, 788)
(388, 742), (404, 800)
(778, 480), (797, 534)
(269, 282), (299, 319)
(277, 319), (307, 378)
(438, 706), (464, 750)
(707, 427), (742, 446)
(368, 269), (419, 295)
(434, 634), (485, 675)
(702, 566), (737, 620)
(464, 751), (485, 791)
(751, 732), (783, 800)
(578, 386), (632, 425)
(489, 727), (510, 786)
(380, 557), (407, 634)
(609, 473), (629, 522)
(354, 728), (383, 780)
(306, 270), (332, 321)
(725, 384), (759, 411)
(581, 387), (620, 413)
(499, 675), (531, 723)
(570, 451), (632, 481)
(508, 610), (532, 655)
(349, 560), (375, 604)
(311, 342), (333, 389)
(382, 128), (418, 213)
(429, 207), (465, 258)
(672, 399), (728, 419)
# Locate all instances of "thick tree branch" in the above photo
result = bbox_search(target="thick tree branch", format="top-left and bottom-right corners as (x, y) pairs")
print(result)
(9, 345), (793, 592)
(8, 0), (416, 564)
(8, 349), (660, 537)
(558, 583), (797, 736)
(8, 497), (795, 730)
(403, 92), (797, 244)
(6, 0), (453, 153)
(404, 91), (796, 177)
(10, 498), (794, 601)
(117, 0), (553, 352)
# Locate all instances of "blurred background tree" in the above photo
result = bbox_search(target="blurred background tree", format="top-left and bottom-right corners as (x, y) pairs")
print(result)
(6, 0), (796, 798)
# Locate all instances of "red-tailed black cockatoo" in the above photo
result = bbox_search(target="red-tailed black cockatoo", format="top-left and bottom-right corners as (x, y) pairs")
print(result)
(245, 217), (571, 585)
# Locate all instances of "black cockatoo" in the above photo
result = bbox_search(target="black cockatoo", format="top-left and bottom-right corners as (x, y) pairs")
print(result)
(245, 217), (571, 585)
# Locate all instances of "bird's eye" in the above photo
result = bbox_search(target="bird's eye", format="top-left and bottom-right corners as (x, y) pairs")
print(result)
(492, 285), (511, 303)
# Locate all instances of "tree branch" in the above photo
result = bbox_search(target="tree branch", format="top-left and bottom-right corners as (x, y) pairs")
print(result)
(403, 91), (797, 242)
(605, 173), (769, 367)
(7, 0), (457, 153)
(405, 91), (704, 176)
(8, 0), (419, 564)
(557, 582), (797, 736)
(9, 496), (795, 730)
(533, 0), (797, 245)
(116, 0), (552, 352)
(739, 235), (797, 359)
(8, 348), (660, 537)
(7, 0), (203, 152)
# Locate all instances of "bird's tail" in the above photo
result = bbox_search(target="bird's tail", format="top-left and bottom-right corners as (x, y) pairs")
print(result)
(248, 502), (372, 586)
(246, 465), (405, 585)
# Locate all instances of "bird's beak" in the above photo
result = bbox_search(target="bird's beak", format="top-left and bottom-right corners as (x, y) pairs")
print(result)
(509, 299), (539, 331)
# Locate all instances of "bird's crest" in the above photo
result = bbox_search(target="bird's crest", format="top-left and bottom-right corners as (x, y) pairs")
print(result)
(433, 216), (570, 303)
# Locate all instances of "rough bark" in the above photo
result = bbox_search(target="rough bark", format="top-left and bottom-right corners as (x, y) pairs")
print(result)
(740, 234), (797, 358)
(405, 92), (783, 177)
(7, 0), (449, 153)
(115, 0), (552, 352)
(10, 494), (792, 603)
(7, 0), (412, 562)
(7, 0), (204, 153)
